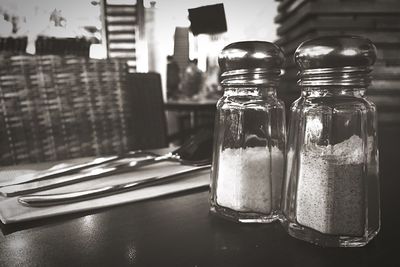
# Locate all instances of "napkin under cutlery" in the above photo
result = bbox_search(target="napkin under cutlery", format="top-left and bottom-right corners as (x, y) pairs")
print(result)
(0, 153), (210, 224)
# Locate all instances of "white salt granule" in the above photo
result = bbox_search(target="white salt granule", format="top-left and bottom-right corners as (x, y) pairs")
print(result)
(216, 146), (283, 214)
(296, 135), (365, 236)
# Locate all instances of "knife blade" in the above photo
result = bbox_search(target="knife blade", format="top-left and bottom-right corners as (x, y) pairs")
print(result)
(0, 151), (160, 188)
(0, 155), (157, 197)
(1, 164), (120, 197)
(18, 165), (211, 207)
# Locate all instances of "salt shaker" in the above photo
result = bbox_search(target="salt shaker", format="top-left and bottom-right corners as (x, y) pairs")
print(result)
(281, 36), (380, 247)
(210, 41), (286, 223)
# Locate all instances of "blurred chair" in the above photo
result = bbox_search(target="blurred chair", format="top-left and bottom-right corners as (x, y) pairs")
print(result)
(0, 54), (130, 165)
(0, 53), (169, 166)
(124, 72), (168, 150)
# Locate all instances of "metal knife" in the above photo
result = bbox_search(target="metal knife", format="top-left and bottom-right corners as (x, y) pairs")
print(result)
(18, 165), (211, 207)
(0, 157), (156, 197)
(0, 150), (159, 188)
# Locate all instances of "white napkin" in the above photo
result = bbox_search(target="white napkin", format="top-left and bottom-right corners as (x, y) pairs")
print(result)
(0, 156), (210, 224)
(0, 158), (92, 188)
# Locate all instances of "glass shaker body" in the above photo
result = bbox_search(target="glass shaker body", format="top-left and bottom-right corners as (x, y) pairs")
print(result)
(210, 41), (286, 223)
(281, 36), (380, 247)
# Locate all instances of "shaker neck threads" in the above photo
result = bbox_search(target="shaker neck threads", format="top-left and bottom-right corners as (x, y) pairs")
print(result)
(220, 68), (282, 87)
(295, 35), (377, 88)
(297, 66), (372, 87)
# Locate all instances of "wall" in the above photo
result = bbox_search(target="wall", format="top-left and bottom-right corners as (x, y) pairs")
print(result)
(0, 0), (101, 54)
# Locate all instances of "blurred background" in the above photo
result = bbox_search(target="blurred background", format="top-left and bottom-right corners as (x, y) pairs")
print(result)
(0, 0), (278, 94)
(0, 0), (399, 165)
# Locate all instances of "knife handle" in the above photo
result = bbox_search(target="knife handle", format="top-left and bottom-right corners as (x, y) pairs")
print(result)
(4, 151), (160, 188)
(18, 165), (211, 207)
(1, 153), (166, 197)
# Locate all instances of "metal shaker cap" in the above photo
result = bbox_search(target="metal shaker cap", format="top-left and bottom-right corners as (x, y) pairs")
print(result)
(218, 41), (285, 86)
(295, 35), (377, 87)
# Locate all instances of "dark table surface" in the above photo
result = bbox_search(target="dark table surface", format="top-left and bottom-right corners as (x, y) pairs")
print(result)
(1, 125), (399, 267)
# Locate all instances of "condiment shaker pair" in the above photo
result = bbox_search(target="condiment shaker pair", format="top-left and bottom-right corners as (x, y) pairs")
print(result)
(210, 36), (380, 247)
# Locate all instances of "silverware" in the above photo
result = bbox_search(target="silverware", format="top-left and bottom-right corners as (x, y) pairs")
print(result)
(18, 165), (211, 207)
(124, 129), (213, 169)
(3, 129), (212, 190)
(0, 156), (157, 197)
(0, 151), (159, 188)
(0, 150), (212, 197)
(1, 131), (213, 196)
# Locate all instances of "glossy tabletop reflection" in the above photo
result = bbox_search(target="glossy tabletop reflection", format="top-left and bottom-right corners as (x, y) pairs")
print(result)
(0, 126), (399, 267)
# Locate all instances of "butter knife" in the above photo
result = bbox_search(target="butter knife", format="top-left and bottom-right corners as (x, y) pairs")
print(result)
(0, 157), (156, 197)
(18, 165), (211, 207)
(0, 151), (159, 188)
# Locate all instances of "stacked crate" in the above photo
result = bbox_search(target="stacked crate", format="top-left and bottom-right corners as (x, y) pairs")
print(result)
(80, 59), (129, 156)
(55, 56), (85, 159)
(33, 55), (70, 160)
(275, 0), (400, 124)
(0, 55), (36, 164)
(0, 55), (129, 165)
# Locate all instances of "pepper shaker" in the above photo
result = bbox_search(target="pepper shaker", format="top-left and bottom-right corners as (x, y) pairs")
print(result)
(210, 41), (286, 223)
(281, 36), (380, 247)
